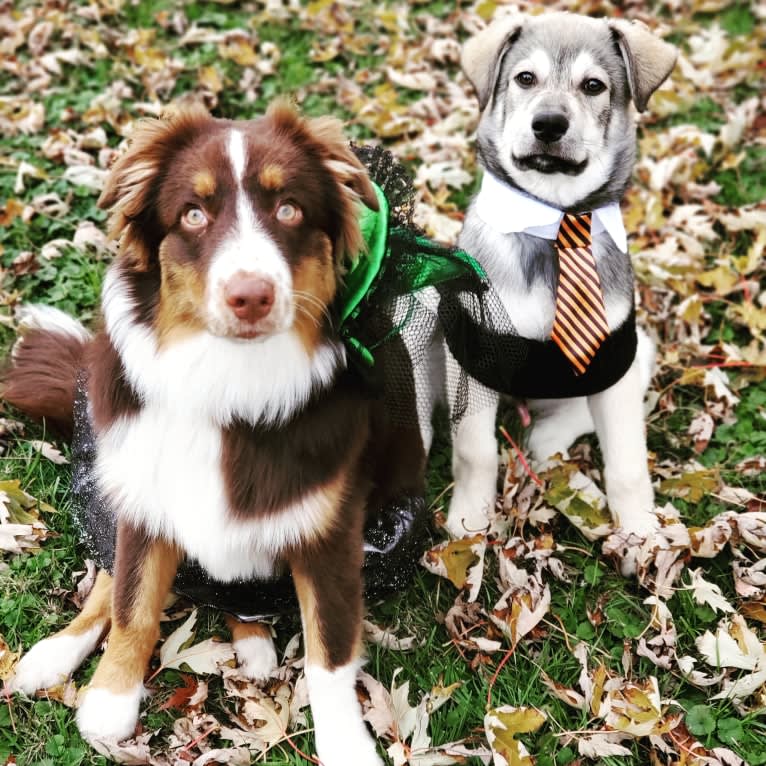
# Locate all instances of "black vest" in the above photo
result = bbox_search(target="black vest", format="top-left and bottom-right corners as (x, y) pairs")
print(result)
(439, 290), (637, 398)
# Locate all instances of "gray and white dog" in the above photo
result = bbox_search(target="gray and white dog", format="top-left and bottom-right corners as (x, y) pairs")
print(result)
(439, 13), (677, 541)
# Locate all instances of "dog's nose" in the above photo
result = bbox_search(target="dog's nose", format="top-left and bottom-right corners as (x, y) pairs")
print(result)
(532, 112), (569, 143)
(224, 275), (275, 323)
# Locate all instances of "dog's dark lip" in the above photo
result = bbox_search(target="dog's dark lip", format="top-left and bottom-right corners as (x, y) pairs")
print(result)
(514, 154), (588, 176)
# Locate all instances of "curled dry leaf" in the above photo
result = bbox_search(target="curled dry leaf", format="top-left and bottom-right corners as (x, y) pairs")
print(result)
(421, 535), (485, 602)
(159, 609), (235, 675)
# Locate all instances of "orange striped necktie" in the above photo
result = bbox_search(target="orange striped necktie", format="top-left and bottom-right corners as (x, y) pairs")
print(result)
(551, 213), (609, 375)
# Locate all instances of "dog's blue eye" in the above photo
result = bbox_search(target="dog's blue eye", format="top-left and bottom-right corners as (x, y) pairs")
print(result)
(582, 78), (606, 95)
(515, 71), (536, 88)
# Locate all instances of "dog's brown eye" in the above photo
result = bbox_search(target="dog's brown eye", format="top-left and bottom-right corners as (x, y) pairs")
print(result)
(582, 78), (606, 95)
(182, 207), (208, 229)
(515, 71), (536, 88)
(275, 202), (303, 226)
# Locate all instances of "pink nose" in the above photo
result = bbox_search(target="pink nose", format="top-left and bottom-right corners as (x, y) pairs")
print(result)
(224, 276), (275, 323)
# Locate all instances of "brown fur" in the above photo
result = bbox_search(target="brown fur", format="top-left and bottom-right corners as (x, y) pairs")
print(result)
(61, 571), (113, 640)
(155, 244), (207, 347)
(1, 329), (86, 439)
(192, 169), (216, 198)
(259, 163), (285, 191)
(88, 530), (180, 696)
(292, 232), (337, 352)
(220, 369), (369, 519)
(85, 332), (141, 433)
(225, 614), (272, 643)
(290, 486), (366, 669)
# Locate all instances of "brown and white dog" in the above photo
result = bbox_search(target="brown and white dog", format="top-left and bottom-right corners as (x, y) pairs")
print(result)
(4, 102), (391, 765)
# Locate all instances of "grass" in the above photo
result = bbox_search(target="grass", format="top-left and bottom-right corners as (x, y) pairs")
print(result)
(1, 0), (765, 764)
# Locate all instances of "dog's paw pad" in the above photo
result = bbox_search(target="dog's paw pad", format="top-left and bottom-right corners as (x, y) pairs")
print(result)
(233, 634), (278, 681)
(8, 627), (104, 695)
(76, 685), (143, 744)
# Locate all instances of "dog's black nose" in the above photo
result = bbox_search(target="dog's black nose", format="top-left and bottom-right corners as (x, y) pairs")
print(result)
(532, 112), (569, 143)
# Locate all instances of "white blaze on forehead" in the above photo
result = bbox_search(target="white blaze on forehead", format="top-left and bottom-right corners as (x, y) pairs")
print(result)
(227, 128), (247, 182)
(571, 50), (609, 88)
(206, 128), (293, 335)
(514, 49), (552, 82)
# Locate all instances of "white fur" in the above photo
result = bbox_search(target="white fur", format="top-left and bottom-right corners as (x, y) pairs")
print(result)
(570, 51), (609, 90)
(587, 360), (657, 535)
(8, 623), (104, 694)
(227, 129), (247, 181)
(102, 266), (343, 427)
(76, 684), (144, 743)
(15, 304), (92, 344)
(512, 49), (552, 82)
(233, 634), (278, 681)
(305, 662), (382, 766)
(96, 404), (342, 581)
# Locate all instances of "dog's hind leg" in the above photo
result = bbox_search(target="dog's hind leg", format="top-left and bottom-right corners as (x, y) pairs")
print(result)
(291, 521), (382, 766)
(76, 525), (179, 744)
(225, 615), (277, 682)
(8, 570), (112, 695)
(588, 359), (656, 536)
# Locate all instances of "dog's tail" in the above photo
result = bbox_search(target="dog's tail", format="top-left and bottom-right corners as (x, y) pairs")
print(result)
(2, 306), (92, 439)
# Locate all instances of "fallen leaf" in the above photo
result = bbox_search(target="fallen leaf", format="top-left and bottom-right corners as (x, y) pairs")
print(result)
(484, 706), (546, 766)
(160, 609), (234, 675)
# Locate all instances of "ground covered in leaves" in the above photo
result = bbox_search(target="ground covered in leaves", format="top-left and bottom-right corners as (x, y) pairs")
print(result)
(1, 0), (765, 764)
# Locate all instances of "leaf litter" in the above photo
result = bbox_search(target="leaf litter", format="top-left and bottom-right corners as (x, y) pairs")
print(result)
(0, 0), (765, 763)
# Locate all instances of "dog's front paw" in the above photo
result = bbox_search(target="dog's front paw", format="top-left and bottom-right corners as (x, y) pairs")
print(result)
(8, 626), (104, 695)
(233, 634), (278, 681)
(76, 685), (144, 744)
(605, 467), (656, 536)
(615, 507), (660, 538)
(444, 497), (490, 539)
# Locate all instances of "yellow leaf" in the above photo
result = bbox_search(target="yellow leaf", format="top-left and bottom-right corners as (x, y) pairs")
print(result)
(659, 469), (721, 503)
(218, 39), (258, 67)
(728, 303), (766, 332)
(732, 227), (766, 276)
(198, 65), (223, 93)
(591, 664), (608, 716)
(422, 536), (483, 590)
(485, 706), (546, 766)
(696, 265), (739, 295)
(0, 635), (19, 681)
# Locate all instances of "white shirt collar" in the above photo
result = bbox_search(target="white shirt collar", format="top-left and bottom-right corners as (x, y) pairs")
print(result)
(474, 171), (628, 253)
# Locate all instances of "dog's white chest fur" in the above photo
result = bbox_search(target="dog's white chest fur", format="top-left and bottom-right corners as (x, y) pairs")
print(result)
(95, 407), (332, 581)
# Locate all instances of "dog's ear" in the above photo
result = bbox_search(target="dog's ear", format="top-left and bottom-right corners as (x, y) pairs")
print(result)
(608, 19), (677, 112)
(308, 113), (379, 263)
(99, 104), (213, 271)
(461, 14), (525, 111)
(303, 115), (379, 213)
